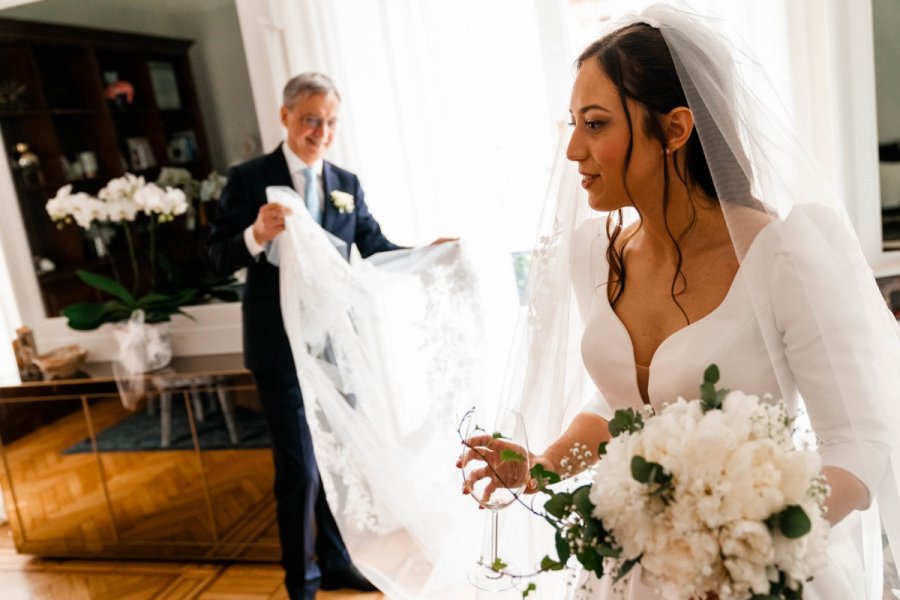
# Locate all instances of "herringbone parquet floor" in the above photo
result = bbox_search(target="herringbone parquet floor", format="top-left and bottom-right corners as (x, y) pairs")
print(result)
(0, 522), (385, 599)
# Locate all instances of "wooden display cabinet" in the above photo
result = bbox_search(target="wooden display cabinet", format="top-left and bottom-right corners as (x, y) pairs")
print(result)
(0, 17), (213, 317)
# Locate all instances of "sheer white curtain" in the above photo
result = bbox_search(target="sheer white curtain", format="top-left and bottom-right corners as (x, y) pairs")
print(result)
(265, 0), (577, 394)
(262, 0), (844, 274)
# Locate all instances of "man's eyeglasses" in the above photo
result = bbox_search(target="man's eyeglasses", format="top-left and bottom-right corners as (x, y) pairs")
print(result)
(300, 115), (338, 130)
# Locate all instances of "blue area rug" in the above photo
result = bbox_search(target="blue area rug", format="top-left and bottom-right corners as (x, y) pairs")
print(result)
(64, 397), (272, 453)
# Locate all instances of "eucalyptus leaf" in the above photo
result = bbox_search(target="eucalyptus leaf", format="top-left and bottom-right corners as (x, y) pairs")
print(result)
(609, 408), (644, 436)
(577, 547), (601, 574)
(573, 485), (594, 520)
(703, 364), (720, 384)
(555, 530), (571, 563)
(539, 555), (565, 571)
(777, 505), (811, 538)
(615, 556), (641, 581)
(544, 492), (572, 518)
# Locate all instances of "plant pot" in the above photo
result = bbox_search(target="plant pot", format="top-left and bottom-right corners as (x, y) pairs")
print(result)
(112, 320), (172, 373)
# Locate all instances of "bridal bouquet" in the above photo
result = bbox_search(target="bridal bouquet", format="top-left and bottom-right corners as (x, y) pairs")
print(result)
(532, 366), (829, 600)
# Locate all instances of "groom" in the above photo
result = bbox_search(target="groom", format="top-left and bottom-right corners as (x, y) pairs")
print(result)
(206, 72), (400, 599)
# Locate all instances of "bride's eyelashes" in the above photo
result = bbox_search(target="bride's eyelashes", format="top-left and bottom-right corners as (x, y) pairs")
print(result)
(566, 118), (610, 132)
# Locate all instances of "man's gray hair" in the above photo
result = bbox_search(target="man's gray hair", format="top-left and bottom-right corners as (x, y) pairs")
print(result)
(282, 72), (341, 109)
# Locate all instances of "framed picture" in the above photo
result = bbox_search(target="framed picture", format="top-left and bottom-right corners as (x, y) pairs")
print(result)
(147, 61), (181, 110)
(166, 130), (197, 163)
(126, 136), (156, 171)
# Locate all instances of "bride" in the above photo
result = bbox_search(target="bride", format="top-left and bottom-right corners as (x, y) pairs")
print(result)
(272, 4), (898, 599)
(463, 5), (900, 600)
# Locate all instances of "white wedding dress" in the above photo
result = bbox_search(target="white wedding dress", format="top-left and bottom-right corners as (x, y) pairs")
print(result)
(570, 206), (894, 600)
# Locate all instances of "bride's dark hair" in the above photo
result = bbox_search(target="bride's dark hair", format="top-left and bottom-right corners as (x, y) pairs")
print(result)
(577, 22), (719, 314)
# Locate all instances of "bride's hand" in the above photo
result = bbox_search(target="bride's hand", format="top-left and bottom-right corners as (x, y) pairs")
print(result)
(457, 435), (532, 505)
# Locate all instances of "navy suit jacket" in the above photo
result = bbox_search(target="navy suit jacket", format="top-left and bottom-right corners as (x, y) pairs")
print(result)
(207, 145), (402, 374)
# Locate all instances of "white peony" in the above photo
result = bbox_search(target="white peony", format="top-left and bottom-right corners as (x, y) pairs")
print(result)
(641, 526), (719, 599)
(720, 439), (786, 521)
(772, 497), (830, 585)
(719, 520), (774, 594)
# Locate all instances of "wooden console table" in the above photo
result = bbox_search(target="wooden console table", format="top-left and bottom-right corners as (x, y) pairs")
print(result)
(0, 354), (279, 561)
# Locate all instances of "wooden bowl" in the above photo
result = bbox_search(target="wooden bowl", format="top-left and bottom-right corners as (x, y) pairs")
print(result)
(32, 345), (88, 380)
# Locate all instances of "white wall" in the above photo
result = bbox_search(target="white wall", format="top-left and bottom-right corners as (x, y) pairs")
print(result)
(873, 0), (900, 143)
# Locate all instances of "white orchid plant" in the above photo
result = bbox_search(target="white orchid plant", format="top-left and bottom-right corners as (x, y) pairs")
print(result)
(46, 173), (197, 330)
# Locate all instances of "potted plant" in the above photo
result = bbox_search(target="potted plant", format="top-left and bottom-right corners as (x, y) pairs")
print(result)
(46, 173), (198, 371)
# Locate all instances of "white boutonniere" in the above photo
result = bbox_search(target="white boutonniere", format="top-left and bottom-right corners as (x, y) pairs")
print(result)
(330, 190), (355, 214)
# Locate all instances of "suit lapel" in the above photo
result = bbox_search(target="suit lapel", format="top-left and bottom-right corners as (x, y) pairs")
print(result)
(263, 145), (294, 202)
(322, 161), (340, 233)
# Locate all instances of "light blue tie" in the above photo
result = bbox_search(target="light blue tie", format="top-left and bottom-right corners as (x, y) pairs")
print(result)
(302, 166), (321, 224)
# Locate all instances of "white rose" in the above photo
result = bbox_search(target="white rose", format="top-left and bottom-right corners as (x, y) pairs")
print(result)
(330, 190), (355, 213)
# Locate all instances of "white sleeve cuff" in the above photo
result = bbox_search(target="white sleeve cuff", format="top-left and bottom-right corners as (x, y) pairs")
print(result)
(243, 225), (265, 258)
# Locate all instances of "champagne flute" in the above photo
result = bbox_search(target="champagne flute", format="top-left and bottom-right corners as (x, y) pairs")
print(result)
(459, 406), (530, 591)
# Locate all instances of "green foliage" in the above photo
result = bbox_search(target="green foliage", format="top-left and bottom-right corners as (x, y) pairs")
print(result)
(608, 408), (645, 437)
(700, 363), (730, 411)
(768, 505), (812, 539)
(529, 463), (561, 492)
(521, 583), (537, 598)
(490, 557), (508, 572)
(544, 492), (572, 519)
(539, 555), (565, 571)
(61, 270), (196, 330)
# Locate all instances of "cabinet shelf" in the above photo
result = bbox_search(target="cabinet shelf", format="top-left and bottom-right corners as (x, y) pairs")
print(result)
(0, 110), (48, 119)
(49, 108), (102, 117)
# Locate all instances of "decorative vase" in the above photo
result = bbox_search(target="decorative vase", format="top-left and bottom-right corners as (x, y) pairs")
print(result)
(112, 320), (172, 373)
